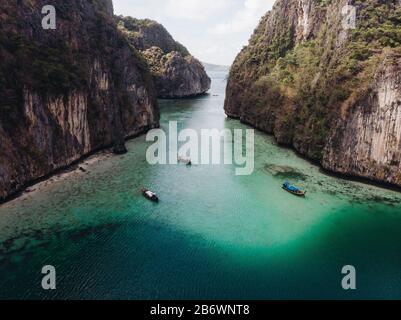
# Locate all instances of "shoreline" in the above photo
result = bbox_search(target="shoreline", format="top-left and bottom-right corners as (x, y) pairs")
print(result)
(0, 124), (158, 207)
(225, 114), (401, 194)
(0, 149), (114, 208)
(2, 112), (401, 208)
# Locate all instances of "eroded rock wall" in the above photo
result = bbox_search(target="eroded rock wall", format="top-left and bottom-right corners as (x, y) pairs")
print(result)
(323, 53), (401, 185)
(0, 0), (159, 200)
(225, 0), (401, 186)
(118, 16), (211, 98)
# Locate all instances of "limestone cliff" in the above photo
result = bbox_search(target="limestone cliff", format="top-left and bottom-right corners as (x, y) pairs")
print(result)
(117, 16), (211, 98)
(323, 53), (401, 185)
(0, 0), (159, 201)
(225, 0), (401, 187)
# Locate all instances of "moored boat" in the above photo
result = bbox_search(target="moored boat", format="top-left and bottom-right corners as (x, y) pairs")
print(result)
(282, 181), (306, 197)
(141, 188), (159, 202)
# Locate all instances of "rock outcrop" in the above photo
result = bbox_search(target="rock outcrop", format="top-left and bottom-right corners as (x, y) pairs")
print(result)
(225, 0), (401, 187)
(0, 0), (159, 201)
(118, 16), (211, 98)
(323, 53), (401, 185)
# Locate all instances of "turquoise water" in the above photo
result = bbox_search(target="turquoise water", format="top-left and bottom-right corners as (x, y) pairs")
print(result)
(1, 69), (401, 299)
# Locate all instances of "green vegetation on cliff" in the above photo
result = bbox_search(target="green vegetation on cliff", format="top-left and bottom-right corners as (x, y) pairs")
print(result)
(0, 0), (159, 200)
(117, 16), (190, 56)
(226, 0), (401, 161)
(117, 16), (211, 98)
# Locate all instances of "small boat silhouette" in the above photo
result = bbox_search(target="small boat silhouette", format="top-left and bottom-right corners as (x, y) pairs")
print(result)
(141, 188), (159, 202)
(282, 181), (306, 197)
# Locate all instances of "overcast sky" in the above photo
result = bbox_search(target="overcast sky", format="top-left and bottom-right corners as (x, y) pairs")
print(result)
(113, 0), (276, 66)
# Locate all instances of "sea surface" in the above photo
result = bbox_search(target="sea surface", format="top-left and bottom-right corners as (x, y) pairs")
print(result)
(1, 69), (401, 299)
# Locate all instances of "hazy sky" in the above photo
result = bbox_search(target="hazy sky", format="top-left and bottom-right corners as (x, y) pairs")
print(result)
(113, 0), (276, 66)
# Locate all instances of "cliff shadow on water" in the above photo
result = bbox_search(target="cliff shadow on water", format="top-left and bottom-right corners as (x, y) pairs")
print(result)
(1, 199), (401, 299)
(1, 0), (401, 301)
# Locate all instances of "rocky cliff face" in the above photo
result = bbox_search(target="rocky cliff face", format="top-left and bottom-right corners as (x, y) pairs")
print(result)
(323, 53), (401, 185)
(0, 0), (159, 201)
(118, 16), (211, 98)
(225, 0), (401, 187)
